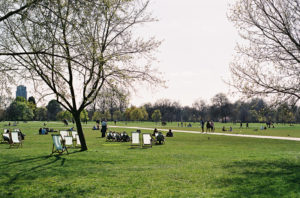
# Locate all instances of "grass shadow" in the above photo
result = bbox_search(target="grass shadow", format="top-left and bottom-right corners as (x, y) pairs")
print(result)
(215, 159), (300, 197)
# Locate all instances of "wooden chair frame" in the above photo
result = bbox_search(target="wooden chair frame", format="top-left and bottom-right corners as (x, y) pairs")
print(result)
(51, 134), (68, 155)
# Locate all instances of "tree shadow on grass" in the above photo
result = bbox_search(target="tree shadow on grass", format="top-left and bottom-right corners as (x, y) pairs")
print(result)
(0, 149), (115, 197)
(215, 159), (300, 197)
(1, 150), (83, 185)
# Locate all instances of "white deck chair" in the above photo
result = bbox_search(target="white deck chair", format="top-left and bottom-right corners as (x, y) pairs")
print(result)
(142, 133), (152, 148)
(131, 132), (140, 147)
(9, 132), (22, 148)
(75, 134), (81, 147)
(60, 131), (69, 140)
(71, 131), (78, 140)
(64, 136), (73, 147)
(51, 134), (68, 155)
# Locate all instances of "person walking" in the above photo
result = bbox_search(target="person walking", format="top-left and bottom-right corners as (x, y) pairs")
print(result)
(101, 119), (107, 138)
(200, 120), (205, 132)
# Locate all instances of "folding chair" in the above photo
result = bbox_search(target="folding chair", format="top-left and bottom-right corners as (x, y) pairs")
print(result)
(75, 134), (81, 147)
(142, 133), (152, 148)
(51, 134), (68, 155)
(9, 132), (22, 148)
(64, 136), (73, 148)
(131, 132), (141, 147)
(60, 131), (69, 140)
(71, 131), (78, 145)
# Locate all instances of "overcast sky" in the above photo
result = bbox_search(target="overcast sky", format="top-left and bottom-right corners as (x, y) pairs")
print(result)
(130, 0), (239, 107)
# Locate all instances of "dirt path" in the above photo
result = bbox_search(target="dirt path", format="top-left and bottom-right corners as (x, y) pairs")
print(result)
(109, 125), (300, 142)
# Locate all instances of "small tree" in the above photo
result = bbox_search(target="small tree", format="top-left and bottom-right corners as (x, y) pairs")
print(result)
(35, 107), (47, 121)
(151, 109), (162, 122)
(46, 100), (62, 121)
(130, 108), (144, 121)
(113, 110), (123, 121)
(92, 111), (102, 121)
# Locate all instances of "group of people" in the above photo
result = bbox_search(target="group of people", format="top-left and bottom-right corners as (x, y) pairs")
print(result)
(106, 131), (130, 142)
(222, 126), (233, 132)
(200, 120), (215, 132)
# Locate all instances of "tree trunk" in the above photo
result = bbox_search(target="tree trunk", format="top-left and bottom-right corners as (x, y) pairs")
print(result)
(73, 111), (88, 151)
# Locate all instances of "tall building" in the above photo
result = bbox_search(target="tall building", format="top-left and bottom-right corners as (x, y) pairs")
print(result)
(16, 85), (27, 100)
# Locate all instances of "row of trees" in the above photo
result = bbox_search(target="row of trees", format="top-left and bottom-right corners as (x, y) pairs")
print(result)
(2, 92), (299, 124)
(85, 93), (300, 124)
(1, 96), (90, 122)
(0, 96), (61, 121)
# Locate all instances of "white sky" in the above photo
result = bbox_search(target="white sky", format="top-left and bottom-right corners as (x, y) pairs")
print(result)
(130, 0), (239, 106)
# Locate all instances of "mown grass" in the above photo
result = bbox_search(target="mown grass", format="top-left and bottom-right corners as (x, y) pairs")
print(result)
(112, 121), (300, 138)
(0, 121), (300, 197)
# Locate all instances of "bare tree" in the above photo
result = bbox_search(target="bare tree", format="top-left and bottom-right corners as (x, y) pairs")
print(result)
(0, 0), (163, 150)
(0, 0), (40, 22)
(192, 99), (207, 120)
(228, 0), (300, 104)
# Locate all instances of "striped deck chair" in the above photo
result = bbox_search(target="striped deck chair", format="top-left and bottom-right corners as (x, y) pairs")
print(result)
(51, 134), (68, 155)
(142, 133), (152, 148)
(131, 132), (140, 147)
(9, 132), (22, 148)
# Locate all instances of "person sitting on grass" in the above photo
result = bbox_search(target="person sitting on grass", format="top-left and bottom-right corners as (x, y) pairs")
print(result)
(229, 126), (232, 132)
(156, 132), (165, 144)
(3, 129), (10, 142)
(166, 129), (173, 137)
(222, 126), (226, 131)
(18, 129), (25, 140)
(152, 128), (158, 136)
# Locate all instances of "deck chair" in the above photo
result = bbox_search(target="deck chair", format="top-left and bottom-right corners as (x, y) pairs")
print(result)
(9, 132), (22, 148)
(71, 131), (78, 145)
(51, 134), (68, 155)
(64, 136), (73, 148)
(75, 134), (81, 147)
(142, 133), (152, 148)
(60, 131), (69, 140)
(131, 132), (140, 147)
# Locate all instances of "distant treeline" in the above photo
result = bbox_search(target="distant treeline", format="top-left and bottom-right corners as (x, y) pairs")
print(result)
(1, 93), (300, 124)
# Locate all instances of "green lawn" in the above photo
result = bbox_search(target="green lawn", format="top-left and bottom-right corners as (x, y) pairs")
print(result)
(1, 121), (300, 197)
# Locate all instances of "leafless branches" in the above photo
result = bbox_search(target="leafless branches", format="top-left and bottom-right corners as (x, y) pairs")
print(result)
(229, 0), (300, 104)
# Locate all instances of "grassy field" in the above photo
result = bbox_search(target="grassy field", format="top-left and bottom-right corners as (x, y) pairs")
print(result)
(111, 121), (300, 138)
(1, 121), (300, 197)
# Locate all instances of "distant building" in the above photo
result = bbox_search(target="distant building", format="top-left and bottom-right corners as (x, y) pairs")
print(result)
(16, 85), (27, 100)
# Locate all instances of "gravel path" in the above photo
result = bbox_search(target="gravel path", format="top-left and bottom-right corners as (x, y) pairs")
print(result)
(109, 125), (300, 142)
